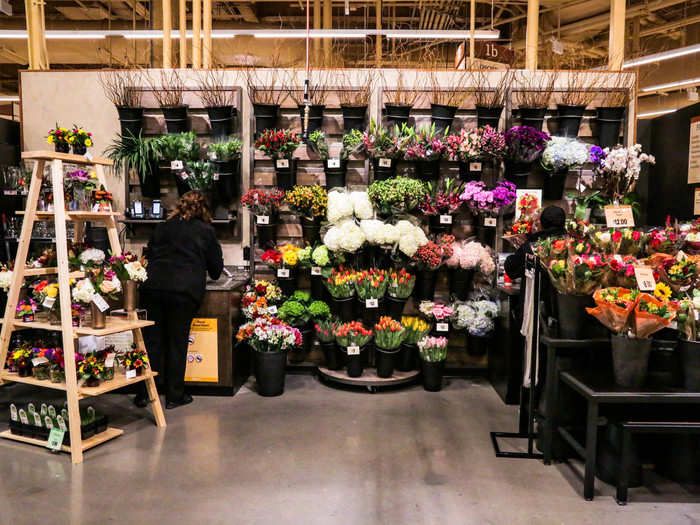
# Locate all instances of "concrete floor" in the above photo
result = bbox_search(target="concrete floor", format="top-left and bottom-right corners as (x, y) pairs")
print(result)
(0, 375), (698, 525)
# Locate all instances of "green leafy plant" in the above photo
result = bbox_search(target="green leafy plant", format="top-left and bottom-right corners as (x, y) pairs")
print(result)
(208, 138), (243, 161)
(342, 129), (364, 160)
(291, 290), (311, 305)
(184, 161), (214, 190)
(278, 299), (310, 327)
(307, 130), (330, 160)
(153, 131), (200, 162)
(308, 300), (331, 320)
(104, 132), (158, 182)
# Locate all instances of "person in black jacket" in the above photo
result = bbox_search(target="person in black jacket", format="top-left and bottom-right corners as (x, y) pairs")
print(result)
(136, 191), (223, 409)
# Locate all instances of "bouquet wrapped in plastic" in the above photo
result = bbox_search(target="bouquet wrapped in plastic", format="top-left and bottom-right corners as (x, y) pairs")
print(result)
(634, 293), (677, 338)
(585, 287), (639, 334)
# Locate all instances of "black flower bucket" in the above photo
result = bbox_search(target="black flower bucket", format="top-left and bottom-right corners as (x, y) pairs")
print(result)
(162, 105), (189, 134)
(517, 107), (546, 132)
(341, 105), (367, 133)
(476, 105), (503, 129)
(253, 103), (280, 136)
(430, 103), (458, 134)
(323, 159), (347, 189)
(595, 106), (625, 149)
(384, 104), (412, 127)
(556, 104), (586, 138)
(372, 158), (398, 181)
(207, 105), (237, 138)
(298, 104), (325, 136)
(117, 106), (144, 138)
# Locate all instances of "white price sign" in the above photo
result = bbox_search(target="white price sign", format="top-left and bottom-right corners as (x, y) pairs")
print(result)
(267, 305), (278, 315)
(327, 158), (341, 169)
(311, 266), (322, 276)
(42, 297), (55, 309)
(378, 158), (392, 168)
(31, 357), (48, 367)
(92, 294), (109, 312)
(277, 268), (290, 278)
(256, 215), (270, 225)
(126, 369), (137, 380)
(484, 217), (497, 228)
(276, 158), (289, 169)
(469, 162), (482, 172)
(604, 205), (635, 228)
(634, 266), (657, 292)
(436, 322), (449, 332)
(213, 173), (220, 181)
(104, 352), (115, 368)
(84, 151), (93, 162)
(366, 298), (378, 308)
(347, 345), (360, 356)
(170, 160), (183, 171)
(439, 214), (453, 224)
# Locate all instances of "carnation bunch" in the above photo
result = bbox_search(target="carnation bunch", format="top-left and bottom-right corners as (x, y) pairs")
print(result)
(417, 336), (448, 362)
(236, 316), (302, 352)
(404, 124), (448, 161)
(418, 301), (455, 321)
(401, 316), (431, 344)
(334, 321), (374, 348)
(285, 185), (328, 219)
(504, 126), (550, 163)
(354, 268), (388, 300)
(325, 267), (356, 298)
(459, 180), (516, 216)
(541, 136), (589, 172)
(255, 128), (301, 159)
(241, 188), (285, 216)
(388, 268), (416, 299)
(418, 177), (464, 216)
(374, 316), (407, 350)
(367, 177), (427, 216)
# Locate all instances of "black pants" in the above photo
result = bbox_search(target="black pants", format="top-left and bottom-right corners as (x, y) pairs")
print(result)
(140, 290), (200, 403)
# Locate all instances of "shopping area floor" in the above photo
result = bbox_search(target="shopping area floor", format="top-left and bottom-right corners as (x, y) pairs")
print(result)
(0, 375), (698, 525)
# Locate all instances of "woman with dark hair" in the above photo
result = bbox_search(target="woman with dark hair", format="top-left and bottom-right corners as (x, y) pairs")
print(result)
(136, 191), (223, 409)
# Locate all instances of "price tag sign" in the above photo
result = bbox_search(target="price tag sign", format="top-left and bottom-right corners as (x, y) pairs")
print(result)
(311, 266), (322, 276)
(126, 369), (137, 380)
(366, 298), (378, 308)
(48, 406), (56, 419)
(10, 404), (17, 422)
(276, 158), (289, 169)
(604, 205), (635, 228)
(40, 403), (47, 416)
(44, 416), (54, 429)
(210, 152), (217, 160)
(484, 217), (497, 228)
(436, 322), (449, 332)
(46, 428), (65, 451)
(92, 294), (109, 313)
(4, 190), (17, 195)
(42, 297), (55, 309)
(347, 345), (360, 356)
(170, 160), (184, 171)
(327, 158), (341, 169)
(439, 214), (453, 225)
(634, 266), (656, 291)
(27, 403), (35, 414)
(31, 357), (48, 367)
(267, 305), (278, 315)
(57, 415), (67, 431)
(378, 158), (392, 168)
(277, 268), (290, 278)
(469, 162), (482, 172)
(104, 352), (115, 368)
(84, 151), (93, 162)
(256, 215), (270, 225)
(19, 409), (29, 425)
(32, 412), (42, 427)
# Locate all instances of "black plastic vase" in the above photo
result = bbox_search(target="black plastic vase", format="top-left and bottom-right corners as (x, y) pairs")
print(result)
(384, 104), (412, 127)
(385, 295), (407, 319)
(341, 105), (367, 133)
(555, 291), (596, 339)
(414, 270), (437, 301)
(117, 106), (144, 138)
(457, 161), (482, 182)
(376, 346), (400, 378)
(254, 350), (287, 396)
(611, 335), (652, 388)
(421, 360), (444, 391)
(476, 106), (503, 129)
(396, 343), (418, 372)
(556, 104), (586, 138)
(331, 296), (355, 322)
(542, 170), (568, 200)
(274, 158), (297, 190)
(595, 106), (625, 149)
(518, 107), (547, 132)
(301, 216), (322, 246)
(207, 105), (237, 138)
(323, 159), (347, 188)
(255, 213), (278, 249)
(428, 214), (453, 235)
(467, 333), (491, 357)
(448, 267), (474, 301)
(253, 103), (279, 136)
(372, 158), (398, 181)
(680, 339), (700, 390)
(430, 103), (458, 134)
(504, 161), (533, 185)
(162, 106), (188, 134)
(413, 160), (441, 182)
(321, 341), (342, 370)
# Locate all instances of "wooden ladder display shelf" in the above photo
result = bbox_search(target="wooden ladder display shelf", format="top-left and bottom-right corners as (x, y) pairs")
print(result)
(0, 151), (166, 464)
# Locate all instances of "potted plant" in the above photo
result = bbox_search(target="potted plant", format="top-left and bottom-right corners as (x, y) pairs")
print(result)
(64, 169), (98, 211)
(453, 299), (498, 357)
(417, 336), (448, 391)
(419, 300), (455, 337)
(307, 129), (363, 188)
(78, 354), (105, 388)
(122, 345), (150, 377)
(354, 268), (388, 326)
(315, 318), (341, 370)
(367, 176), (427, 217)
(334, 321), (373, 378)
(93, 186), (113, 213)
(99, 69), (144, 138)
(473, 70), (510, 129)
(399, 316), (431, 372)
(514, 72), (556, 132)
(380, 69), (422, 127)
(540, 137), (590, 200)
(324, 267), (356, 321)
(404, 124), (449, 182)
(46, 125), (70, 153)
(150, 69), (188, 133)
(411, 237), (452, 301)
(445, 240), (495, 301)
(109, 251), (147, 312)
(196, 69), (237, 138)
(10, 347), (33, 377)
(262, 244), (302, 297)
(182, 160), (215, 204)
(152, 131), (201, 196)
(66, 126), (94, 156)
(418, 177), (464, 234)
(310, 245), (332, 299)
(285, 184), (328, 245)
(503, 126), (551, 183)
(15, 299), (37, 323)
(105, 131), (161, 198)
(590, 144), (655, 205)
(208, 138), (243, 203)
(447, 128), (483, 182)
(363, 120), (407, 181)
(255, 128), (302, 190)
(48, 348), (66, 383)
(278, 291), (312, 362)
(556, 71), (597, 138)
(385, 268), (415, 319)
(236, 316), (302, 396)
(241, 188), (285, 249)
(374, 316), (407, 378)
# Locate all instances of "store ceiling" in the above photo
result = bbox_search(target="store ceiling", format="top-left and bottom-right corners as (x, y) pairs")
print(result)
(0, 0), (699, 114)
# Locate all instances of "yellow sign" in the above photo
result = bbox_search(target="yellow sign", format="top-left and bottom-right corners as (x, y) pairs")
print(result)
(604, 205), (635, 228)
(185, 318), (219, 383)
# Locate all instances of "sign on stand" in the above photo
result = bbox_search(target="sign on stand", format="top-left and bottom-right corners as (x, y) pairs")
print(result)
(185, 318), (219, 383)
(604, 205), (635, 228)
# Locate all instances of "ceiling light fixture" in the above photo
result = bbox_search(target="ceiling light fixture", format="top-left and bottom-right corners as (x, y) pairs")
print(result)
(0, 95), (19, 102)
(641, 77), (700, 93)
(252, 30), (367, 38)
(637, 108), (677, 118)
(623, 43), (700, 69)
(45, 31), (106, 39)
(383, 29), (500, 39)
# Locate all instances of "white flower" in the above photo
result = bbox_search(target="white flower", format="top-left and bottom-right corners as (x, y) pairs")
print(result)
(327, 190), (354, 223)
(125, 261), (148, 282)
(396, 220), (428, 257)
(599, 232), (611, 244)
(79, 248), (105, 266)
(338, 220), (366, 252)
(360, 220), (384, 244)
(351, 191), (374, 220)
(0, 270), (12, 292)
(542, 137), (589, 171)
(72, 278), (96, 303)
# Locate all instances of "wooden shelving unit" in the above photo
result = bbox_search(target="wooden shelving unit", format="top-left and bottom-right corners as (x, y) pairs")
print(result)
(0, 150), (166, 464)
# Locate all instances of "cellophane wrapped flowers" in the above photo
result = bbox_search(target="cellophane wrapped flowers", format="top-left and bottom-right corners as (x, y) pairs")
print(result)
(479, 126), (506, 161)
(315, 318), (337, 343)
(605, 255), (639, 289)
(445, 240), (494, 275)
(541, 136), (589, 172)
(325, 267), (356, 298)
(591, 144), (655, 203)
(368, 177), (427, 216)
(254, 128), (301, 160)
(241, 188), (285, 216)
(362, 120), (406, 160)
(453, 300), (498, 336)
(418, 177), (464, 216)
(647, 228), (681, 255)
(404, 124), (448, 161)
(417, 336), (447, 362)
(401, 316), (431, 344)
(460, 180), (516, 216)
(374, 316), (407, 350)
(334, 321), (373, 348)
(411, 234), (454, 271)
(354, 268), (388, 299)
(285, 185), (328, 219)
(236, 316), (302, 352)
(389, 268), (416, 299)
(504, 126), (550, 164)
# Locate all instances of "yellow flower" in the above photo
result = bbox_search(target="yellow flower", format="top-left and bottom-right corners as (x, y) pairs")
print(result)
(654, 282), (672, 301)
(67, 136), (75, 144)
(282, 251), (298, 266)
(46, 285), (58, 298)
(85, 139), (93, 147)
(47, 136), (54, 144)
(89, 171), (97, 180)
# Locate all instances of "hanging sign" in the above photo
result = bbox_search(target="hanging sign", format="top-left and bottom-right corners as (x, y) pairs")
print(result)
(365, 298), (378, 308)
(378, 158), (392, 168)
(347, 345), (360, 356)
(327, 158), (341, 169)
(604, 205), (635, 228)
(634, 266), (656, 291)
(47, 428), (65, 451)
(276, 158), (289, 169)
(689, 116), (700, 184)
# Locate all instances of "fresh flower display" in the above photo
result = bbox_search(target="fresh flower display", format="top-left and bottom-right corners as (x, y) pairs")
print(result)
(109, 251), (147, 283)
(446, 128), (482, 162)
(334, 321), (374, 348)
(78, 247), (106, 268)
(15, 299), (37, 320)
(360, 220), (400, 247)
(459, 180), (516, 216)
(590, 144), (655, 203)
(236, 316), (302, 352)
(323, 220), (366, 253)
(418, 301), (455, 321)
(7, 346), (33, 371)
(78, 354), (105, 383)
(297, 246), (312, 267)
(241, 188), (285, 216)
(93, 186), (113, 211)
(504, 126), (551, 163)
(312, 246), (332, 267)
(657, 254), (698, 293)
(65, 169), (98, 192)
(350, 191), (374, 220)
(685, 231), (700, 253)
(278, 299), (311, 327)
(445, 241), (494, 275)
(401, 316), (431, 344)
(388, 268), (416, 299)
(647, 228), (681, 255)
(605, 255), (639, 288)
(262, 244), (302, 270)
(654, 282), (672, 301)
(541, 136), (589, 172)
(417, 336), (448, 362)
(453, 300), (498, 336)
(0, 265), (11, 292)
(586, 287), (640, 334)
(92, 266), (122, 300)
(327, 190), (355, 223)
(255, 128), (302, 160)
(395, 220), (429, 258)
(314, 318), (337, 343)
(411, 238), (451, 271)
(325, 267), (356, 298)
(367, 177), (427, 216)
(404, 124), (448, 161)
(533, 237), (607, 294)
(285, 185), (328, 219)
(28, 247), (57, 269)
(354, 269), (388, 300)
(122, 345), (150, 371)
(46, 125), (69, 147)
(418, 178), (464, 216)
(241, 294), (273, 319)
(511, 219), (533, 235)
(374, 317), (407, 350)
(634, 293), (678, 338)
(308, 300), (331, 320)
(478, 125), (507, 161)
(30, 279), (59, 308)
(72, 278), (96, 304)
(66, 126), (93, 148)
(362, 119), (407, 160)
(182, 160), (215, 190)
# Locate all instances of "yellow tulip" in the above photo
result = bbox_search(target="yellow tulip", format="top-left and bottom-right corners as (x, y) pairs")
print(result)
(46, 286), (58, 298)
(84, 139), (92, 147)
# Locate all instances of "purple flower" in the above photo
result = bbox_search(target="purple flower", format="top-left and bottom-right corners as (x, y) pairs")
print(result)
(589, 145), (606, 165)
(504, 126), (551, 163)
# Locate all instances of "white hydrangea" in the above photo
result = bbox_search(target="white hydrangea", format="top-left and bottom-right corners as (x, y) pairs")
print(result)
(360, 220), (401, 246)
(327, 190), (354, 223)
(351, 191), (374, 220)
(396, 220), (428, 257)
(0, 270), (12, 292)
(380, 223), (400, 245)
(72, 278), (96, 303)
(79, 248), (105, 266)
(323, 226), (342, 251)
(125, 261), (148, 282)
(542, 137), (589, 171)
(324, 220), (366, 253)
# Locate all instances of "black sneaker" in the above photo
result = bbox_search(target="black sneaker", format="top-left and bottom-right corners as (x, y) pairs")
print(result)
(166, 393), (193, 409)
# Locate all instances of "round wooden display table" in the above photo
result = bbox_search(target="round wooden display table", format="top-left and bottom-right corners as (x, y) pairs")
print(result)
(317, 367), (420, 393)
